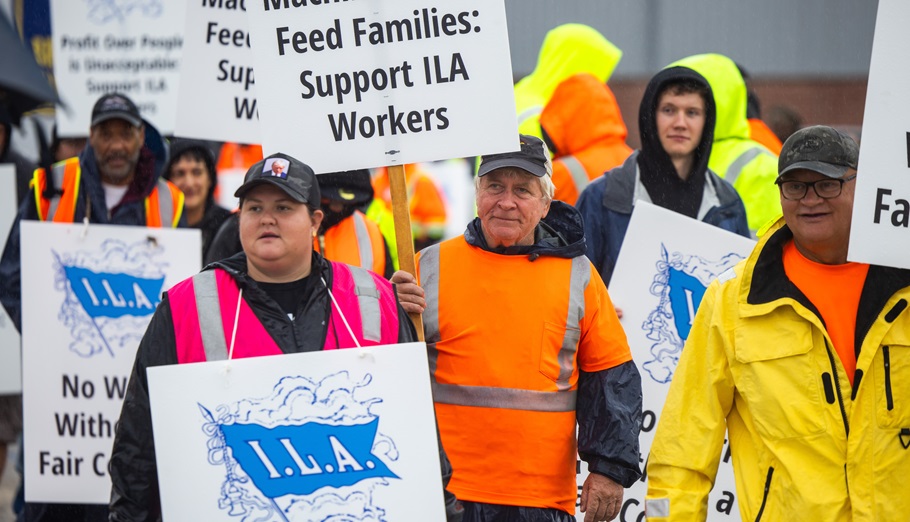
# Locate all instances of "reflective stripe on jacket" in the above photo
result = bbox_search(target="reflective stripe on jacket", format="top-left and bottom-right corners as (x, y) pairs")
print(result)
(315, 211), (386, 276)
(646, 218), (910, 521)
(168, 262), (399, 363)
(31, 158), (184, 227)
(417, 236), (633, 514)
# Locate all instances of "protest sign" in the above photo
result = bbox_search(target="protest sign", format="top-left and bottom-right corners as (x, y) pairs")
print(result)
(50, 0), (184, 136)
(174, 1), (259, 144)
(148, 342), (445, 521)
(849, 0), (910, 268)
(575, 202), (755, 521)
(0, 166), (21, 394)
(20, 221), (200, 503)
(246, 0), (518, 173)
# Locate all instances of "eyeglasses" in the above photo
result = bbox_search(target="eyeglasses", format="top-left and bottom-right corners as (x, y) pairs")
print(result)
(776, 174), (856, 200)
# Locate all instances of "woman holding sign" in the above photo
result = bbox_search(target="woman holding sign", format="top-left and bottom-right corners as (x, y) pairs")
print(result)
(109, 153), (461, 521)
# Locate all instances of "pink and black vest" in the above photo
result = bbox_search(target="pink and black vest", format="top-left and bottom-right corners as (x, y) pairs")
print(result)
(168, 262), (400, 363)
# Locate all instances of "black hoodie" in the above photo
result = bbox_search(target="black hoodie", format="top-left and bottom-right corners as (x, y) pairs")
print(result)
(636, 66), (717, 218)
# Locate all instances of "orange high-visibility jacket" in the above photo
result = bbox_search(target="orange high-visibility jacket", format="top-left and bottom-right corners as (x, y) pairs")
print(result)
(541, 73), (632, 205)
(417, 236), (633, 514)
(315, 211), (387, 277)
(31, 158), (183, 227)
(373, 164), (447, 241)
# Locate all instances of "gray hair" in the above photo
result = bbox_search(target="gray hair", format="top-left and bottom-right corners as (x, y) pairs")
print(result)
(474, 167), (555, 202)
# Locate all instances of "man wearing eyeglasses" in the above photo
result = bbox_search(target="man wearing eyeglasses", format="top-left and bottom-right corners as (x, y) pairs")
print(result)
(644, 125), (910, 521)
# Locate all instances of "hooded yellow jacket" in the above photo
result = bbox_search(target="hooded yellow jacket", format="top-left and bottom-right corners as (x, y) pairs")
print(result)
(670, 54), (781, 233)
(646, 218), (910, 521)
(514, 23), (622, 141)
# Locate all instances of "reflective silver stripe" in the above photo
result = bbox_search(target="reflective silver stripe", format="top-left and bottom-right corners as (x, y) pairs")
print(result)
(562, 155), (590, 195)
(725, 146), (773, 187)
(193, 271), (228, 361)
(156, 179), (175, 226)
(45, 163), (68, 220)
(433, 383), (577, 412)
(418, 244), (441, 375)
(348, 265), (382, 342)
(556, 256), (589, 391)
(352, 212), (373, 271)
(645, 499), (670, 518)
(517, 106), (543, 126)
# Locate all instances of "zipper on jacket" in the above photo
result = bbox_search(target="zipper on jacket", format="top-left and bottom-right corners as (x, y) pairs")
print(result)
(824, 341), (850, 437)
(884, 346), (893, 411)
(755, 466), (774, 522)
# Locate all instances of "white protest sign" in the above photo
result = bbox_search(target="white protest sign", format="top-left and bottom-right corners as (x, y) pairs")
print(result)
(0, 166), (21, 394)
(247, 0), (518, 172)
(849, 0), (910, 268)
(174, 1), (259, 143)
(575, 202), (754, 521)
(20, 221), (200, 503)
(50, 0), (185, 136)
(148, 342), (445, 521)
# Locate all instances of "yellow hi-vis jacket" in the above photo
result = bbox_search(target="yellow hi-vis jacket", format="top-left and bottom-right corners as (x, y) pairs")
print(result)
(514, 23), (622, 142)
(670, 54), (781, 233)
(646, 218), (910, 521)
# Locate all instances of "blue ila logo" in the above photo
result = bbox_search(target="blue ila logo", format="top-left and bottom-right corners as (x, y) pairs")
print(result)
(201, 372), (400, 521)
(640, 245), (743, 384)
(54, 239), (166, 358)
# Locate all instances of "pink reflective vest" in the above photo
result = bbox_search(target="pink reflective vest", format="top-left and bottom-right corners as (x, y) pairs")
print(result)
(168, 262), (400, 363)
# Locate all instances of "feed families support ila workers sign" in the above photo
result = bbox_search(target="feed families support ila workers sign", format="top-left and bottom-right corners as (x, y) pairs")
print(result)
(848, 0), (910, 268)
(174, 0), (260, 144)
(0, 166), (21, 394)
(147, 342), (446, 521)
(576, 202), (754, 521)
(247, 0), (518, 173)
(50, 0), (184, 136)
(20, 222), (200, 503)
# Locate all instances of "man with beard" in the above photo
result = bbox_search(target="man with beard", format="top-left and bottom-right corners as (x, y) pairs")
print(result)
(206, 170), (392, 278)
(0, 92), (183, 522)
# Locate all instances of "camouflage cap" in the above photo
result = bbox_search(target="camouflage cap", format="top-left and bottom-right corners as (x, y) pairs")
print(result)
(778, 125), (859, 179)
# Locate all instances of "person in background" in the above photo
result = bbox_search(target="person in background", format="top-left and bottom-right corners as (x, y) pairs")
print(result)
(646, 126), (910, 521)
(576, 66), (749, 284)
(372, 164), (447, 251)
(513, 23), (622, 141)
(109, 152), (461, 521)
(540, 73), (632, 205)
(163, 140), (232, 261)
(0, 105), (38, 204)
(0, 92), (183, 521)
(671, 53), (780, 234)
(766, 105), (804, 145)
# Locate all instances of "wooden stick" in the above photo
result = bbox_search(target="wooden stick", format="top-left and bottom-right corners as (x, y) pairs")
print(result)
(387, 164), (425, 340)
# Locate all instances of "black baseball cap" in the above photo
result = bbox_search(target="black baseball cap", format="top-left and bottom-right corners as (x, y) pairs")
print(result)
(477, 134), (552, 177)
(318, 170), (374, 206)
(235, 152), (321, 207)
(778, 125), (859, 179)
(91, 93), (142, 128)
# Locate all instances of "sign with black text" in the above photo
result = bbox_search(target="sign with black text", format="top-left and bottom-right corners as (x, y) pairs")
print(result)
(50, 0), (184, 136)
(20, 222), (200, 503)
(174, 0), (259, 143)
(247, 0), (518, 172)
(849, 0), (910, 268)
(581, 203), (754, 521)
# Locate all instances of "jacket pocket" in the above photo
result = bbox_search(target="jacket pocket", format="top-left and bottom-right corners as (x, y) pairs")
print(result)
(539, 321), (580, 385)
(876, 345), (910, 428)
(733, 324), (826, 440)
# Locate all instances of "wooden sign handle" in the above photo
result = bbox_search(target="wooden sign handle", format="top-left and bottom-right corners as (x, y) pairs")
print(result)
(387, 164), (425, 340)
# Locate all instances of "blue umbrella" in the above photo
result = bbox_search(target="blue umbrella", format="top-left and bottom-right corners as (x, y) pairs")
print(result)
(0, 14), (59, 125)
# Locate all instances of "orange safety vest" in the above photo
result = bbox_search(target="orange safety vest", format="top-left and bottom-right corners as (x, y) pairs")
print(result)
(748, 117), (784, 155)
(417, 237), (632, 514)
(314, 211), (386, 276)
(373, 164), (447, 240)
(31, 158), (184, 227)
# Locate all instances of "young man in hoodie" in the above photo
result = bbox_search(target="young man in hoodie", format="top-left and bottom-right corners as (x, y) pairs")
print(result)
(576, 67), (750, 285)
